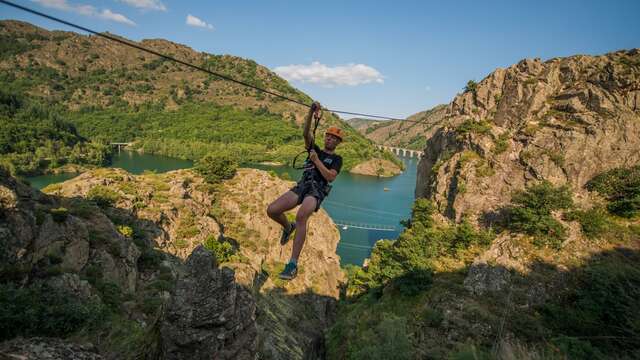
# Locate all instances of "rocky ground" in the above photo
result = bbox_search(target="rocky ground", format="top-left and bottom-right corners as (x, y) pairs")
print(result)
(0, 167), (344, 359)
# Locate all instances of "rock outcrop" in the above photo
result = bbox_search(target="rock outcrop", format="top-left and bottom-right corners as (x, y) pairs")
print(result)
(349, 158), (402, 177)
(0, 169), (141, 298)
(43, 167), (344, 359)
(0, 170), (151, 359)
(213, 169), (344, 360)
(416, 49), (640, 223)
(0, 166), (344, 359)
(161, 245), (257, 360)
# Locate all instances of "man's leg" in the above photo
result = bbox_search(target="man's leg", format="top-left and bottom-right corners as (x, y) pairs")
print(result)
(290, 195), (318, 262)
(266, 191), (299, 228)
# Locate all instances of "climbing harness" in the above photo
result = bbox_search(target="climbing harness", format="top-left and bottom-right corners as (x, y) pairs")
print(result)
(292, 105), (323, 170)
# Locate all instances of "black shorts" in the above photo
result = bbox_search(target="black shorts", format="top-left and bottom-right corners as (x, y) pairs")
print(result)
(290, 180), (328, 212)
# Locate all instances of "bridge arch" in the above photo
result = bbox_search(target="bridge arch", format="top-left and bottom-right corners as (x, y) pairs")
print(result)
(376, 145), (425, 158)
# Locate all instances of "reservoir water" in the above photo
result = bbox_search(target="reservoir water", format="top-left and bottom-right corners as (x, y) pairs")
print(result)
(27, 151), (418, 266)
(26, 151), (194, 189)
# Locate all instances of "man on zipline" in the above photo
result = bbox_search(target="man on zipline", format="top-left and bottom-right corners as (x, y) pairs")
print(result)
(267, 101), (344, 280)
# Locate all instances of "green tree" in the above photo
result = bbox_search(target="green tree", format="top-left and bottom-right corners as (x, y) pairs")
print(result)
(195, 152), (238, 184)
(464, 80), (478, 93)
(506, 181), (573, 249)
(87, 185), (120, 208)
(586, 166), (640, 218)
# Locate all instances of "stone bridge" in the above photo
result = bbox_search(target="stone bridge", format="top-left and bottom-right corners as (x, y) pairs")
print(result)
(376, 145), (424, 158)
(110, 142), (132, 153)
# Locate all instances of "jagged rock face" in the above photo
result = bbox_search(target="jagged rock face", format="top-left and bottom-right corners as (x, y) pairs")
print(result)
(161, 245), (257, 360)
(48, 168), (222, 259)
(215, 169), (343, 298)
(1, 169), (256, 358)
(215, 169), (344, 360)
(416, 49), (640, 222)
(0, 337), (104, 360)
(49, 168), (344, 359)
(0, 170), (140, 294)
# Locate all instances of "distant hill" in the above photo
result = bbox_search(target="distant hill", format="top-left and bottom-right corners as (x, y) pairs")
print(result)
(0, 20), (401, 174)
(0, 20), (310, 113)
(344, 117), (386, 132)
(346, 105), (448, 150)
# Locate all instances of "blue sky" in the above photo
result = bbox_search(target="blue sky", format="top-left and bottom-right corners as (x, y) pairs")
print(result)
(2, 0), (639, 118)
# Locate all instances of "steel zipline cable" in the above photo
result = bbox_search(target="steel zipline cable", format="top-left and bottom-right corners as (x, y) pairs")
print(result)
(0, 0), (427, 123)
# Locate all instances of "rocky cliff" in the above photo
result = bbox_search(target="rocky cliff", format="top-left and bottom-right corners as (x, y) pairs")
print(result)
(0, 167), (344, 359)
(416, 49), (640, 223)
(328, 49), (640, 359)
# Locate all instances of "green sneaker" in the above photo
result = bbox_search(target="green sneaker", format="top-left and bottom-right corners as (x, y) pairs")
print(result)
(279, 262), (298, 280)
(280, 222), (296, 245)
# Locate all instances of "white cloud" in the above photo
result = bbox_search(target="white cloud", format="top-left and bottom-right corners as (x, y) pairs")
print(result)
(118, 0), (166, 12)
(186, 14), (214, 30)
(32, 0), (136, 25)
(32, 0), (74, 11)
(273, 61), (384, 87)
(99, 9), (136, 25)
(425, 85), (432, 91)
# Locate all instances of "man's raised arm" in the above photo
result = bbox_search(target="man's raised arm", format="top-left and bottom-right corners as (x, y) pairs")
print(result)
(303, 102), (320, 149)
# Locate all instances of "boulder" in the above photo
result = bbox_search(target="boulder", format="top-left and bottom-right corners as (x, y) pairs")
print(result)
(161, 245), (257, 360)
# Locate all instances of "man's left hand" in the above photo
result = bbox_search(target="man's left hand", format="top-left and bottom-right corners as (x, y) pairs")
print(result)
(309, 149), (319, 164)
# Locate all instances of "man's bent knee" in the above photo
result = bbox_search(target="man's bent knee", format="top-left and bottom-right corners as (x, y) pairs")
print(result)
(295, 211), (309, 225)
(266, 203), (280, 218)
(295, 198), (317, 224)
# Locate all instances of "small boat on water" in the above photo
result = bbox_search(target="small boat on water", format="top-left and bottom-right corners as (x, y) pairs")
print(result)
(383, 188), (390, 192)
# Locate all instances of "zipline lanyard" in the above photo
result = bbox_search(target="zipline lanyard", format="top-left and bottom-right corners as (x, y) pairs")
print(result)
(292, 106), (322, 170)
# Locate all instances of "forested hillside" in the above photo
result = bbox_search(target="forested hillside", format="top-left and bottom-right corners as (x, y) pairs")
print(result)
(0, 20), (400, 175)
(0, 90), (110, 175)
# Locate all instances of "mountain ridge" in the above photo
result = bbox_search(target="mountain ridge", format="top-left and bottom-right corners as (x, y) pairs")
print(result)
(345, 104), (448, 150)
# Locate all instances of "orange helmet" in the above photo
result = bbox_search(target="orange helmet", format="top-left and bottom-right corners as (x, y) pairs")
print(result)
(325, 126), (344, 141)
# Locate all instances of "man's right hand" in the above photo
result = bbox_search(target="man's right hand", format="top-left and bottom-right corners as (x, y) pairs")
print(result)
(310, 102), (321, 117)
